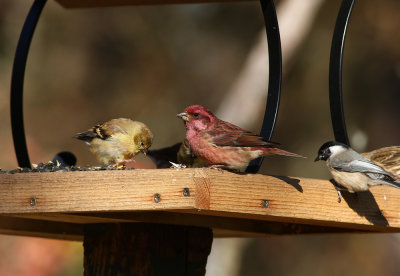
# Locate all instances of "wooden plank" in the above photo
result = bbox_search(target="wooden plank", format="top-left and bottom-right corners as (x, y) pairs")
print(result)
(54, 0), (252, 9)
(9, 213), (134, 224)
(71, 211), (368, 235)
(0, 169), (399, 236)
(0, 169), (196, 213)
(5, 210), (367, 241)
(192, 171), (400, 231)
(0, 216), (83, 241)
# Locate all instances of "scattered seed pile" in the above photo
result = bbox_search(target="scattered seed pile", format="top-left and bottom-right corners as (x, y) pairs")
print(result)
(0, 161), (133, 174)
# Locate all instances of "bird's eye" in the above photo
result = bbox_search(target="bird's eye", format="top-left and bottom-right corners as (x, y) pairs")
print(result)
(193, 113), (199, 117)
(141, 142), (144, 146)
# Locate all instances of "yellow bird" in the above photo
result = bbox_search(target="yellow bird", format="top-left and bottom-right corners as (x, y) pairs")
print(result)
(75, 118), (154, 166)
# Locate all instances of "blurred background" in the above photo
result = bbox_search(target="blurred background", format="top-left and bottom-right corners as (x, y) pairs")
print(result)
(0, 0), (399, 274)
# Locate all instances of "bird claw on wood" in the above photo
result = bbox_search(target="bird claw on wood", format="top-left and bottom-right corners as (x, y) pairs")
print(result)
(330, 179), (345, 203)
(112, 159), (136, 169)
(169, 162), (187, 169)
(208, 165), (225, 172)
(336, 190), (342, 203)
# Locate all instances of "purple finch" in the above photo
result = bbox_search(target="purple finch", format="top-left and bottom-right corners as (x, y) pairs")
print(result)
(177, 105), (302, 171)
(177, 139), (209, 168)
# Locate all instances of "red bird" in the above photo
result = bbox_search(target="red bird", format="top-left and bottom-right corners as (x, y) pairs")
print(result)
(177, 105), (303, 171)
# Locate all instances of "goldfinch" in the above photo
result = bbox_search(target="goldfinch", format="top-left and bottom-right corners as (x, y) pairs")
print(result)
(75, 118), (153, 166)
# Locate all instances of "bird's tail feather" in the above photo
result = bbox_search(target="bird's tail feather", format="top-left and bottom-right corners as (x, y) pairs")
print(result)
(385, 180), (400, 189)
(74, 131), (96, 142)
(263, 148), (305, 158)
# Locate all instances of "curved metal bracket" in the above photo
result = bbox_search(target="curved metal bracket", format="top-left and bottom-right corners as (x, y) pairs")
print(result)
(10, 0), (47, 168)
(10, 0), (279, 171)
(329, 0), (355, 146)
(246, 0), (282, 173)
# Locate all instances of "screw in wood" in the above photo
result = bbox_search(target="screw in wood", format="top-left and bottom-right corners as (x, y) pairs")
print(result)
(262, 199), (269, 208)
(182, 188), (190, 197)
(29, 197), (36, 207)
(153, 193), (161, 203)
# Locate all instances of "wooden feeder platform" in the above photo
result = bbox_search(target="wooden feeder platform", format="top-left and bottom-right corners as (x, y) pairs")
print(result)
(1, 168), (399, 241)
(1, 168), (400, 274)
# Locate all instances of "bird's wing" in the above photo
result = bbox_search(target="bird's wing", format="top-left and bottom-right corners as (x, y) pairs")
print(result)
(208, 120), (280, 147)
(331, 154), (393, 177)
(348, 160), (393, 175)
(101, 121), (128, 137)
(74, 121), (127, 141)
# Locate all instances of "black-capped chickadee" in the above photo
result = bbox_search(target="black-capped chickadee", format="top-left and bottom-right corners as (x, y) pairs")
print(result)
(315, 141), (400, 202)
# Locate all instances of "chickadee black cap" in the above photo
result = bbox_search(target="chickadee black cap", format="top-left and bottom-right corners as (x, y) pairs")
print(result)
(315, 141), (349, 162)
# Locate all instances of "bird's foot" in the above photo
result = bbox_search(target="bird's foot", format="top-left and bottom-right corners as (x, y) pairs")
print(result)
(208, 165), (225, 172)
(113, 159), (136, 169)
(337, 190), (342, 203)
(112, 163), (126, 169)
(330, 179), (346, 203)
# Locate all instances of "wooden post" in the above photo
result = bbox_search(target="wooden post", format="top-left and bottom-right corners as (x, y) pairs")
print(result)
(83, 223), (213, 276)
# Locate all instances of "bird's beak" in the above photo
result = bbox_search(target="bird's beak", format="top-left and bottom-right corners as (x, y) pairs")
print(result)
(314, 155), (320, 162)
(141, 149), (148, 156)
(177, 112), (189, 122)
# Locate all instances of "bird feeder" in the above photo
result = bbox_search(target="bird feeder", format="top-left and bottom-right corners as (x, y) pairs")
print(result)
(3, 0), (400, 275)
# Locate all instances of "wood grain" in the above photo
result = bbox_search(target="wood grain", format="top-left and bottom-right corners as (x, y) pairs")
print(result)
(84, 223), (212, 276)
(199, 172), (400, 230)
(54, 0), (252, 8)
(0, 169), (195, 213)
(0, 168), (399, 240)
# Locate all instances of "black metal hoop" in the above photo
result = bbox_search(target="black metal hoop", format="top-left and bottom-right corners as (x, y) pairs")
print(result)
(11, 0), (47, 168)
(11, 0), (280, 171)
(329, 0), (355, 146)
(246, 0), (282, 173)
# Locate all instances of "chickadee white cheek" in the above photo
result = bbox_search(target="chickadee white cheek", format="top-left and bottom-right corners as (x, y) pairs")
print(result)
(328, 145), (347, 157)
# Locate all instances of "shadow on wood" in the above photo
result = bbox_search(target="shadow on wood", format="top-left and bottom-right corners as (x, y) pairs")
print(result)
(342, 191), (389, 227)
(272, 175), (303, 193)
(328, 179), (389, 227)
